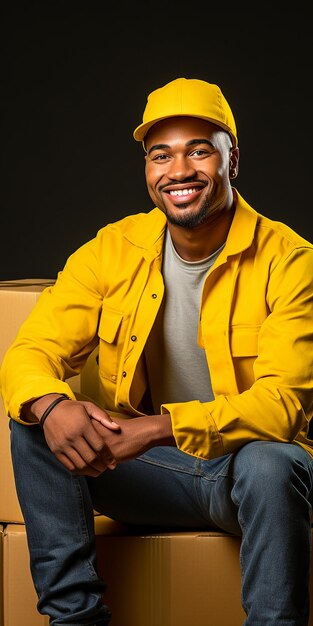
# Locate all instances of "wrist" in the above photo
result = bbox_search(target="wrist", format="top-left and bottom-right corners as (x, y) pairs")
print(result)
(22, 393), (69, 423)
(148, 413), (176, 447)
(39, 394), (71, 429)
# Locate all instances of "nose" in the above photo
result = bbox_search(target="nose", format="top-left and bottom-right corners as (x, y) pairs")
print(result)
(167, 155), (196, 180)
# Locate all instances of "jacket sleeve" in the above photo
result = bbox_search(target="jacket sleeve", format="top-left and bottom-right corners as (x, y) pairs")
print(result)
(0, 236), (105, 424)
(161, 246), (313, 459)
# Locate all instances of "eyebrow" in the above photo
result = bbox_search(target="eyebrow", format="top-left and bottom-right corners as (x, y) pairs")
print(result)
(147, 138), (215, 156)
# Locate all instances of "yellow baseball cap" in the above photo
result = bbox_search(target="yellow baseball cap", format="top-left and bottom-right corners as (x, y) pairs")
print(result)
(133, 77), (238, 148)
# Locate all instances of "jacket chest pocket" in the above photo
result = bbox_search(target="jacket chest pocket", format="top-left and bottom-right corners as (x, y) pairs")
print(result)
(230, 325), (260, 356)
(98, 307), (125, 381)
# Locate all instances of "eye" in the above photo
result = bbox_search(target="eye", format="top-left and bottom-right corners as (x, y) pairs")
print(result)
(190, 148), (212, 158)
(151, 153), (170, 162)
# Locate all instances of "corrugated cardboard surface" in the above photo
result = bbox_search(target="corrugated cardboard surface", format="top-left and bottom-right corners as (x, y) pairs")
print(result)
(0, 278), (81, 393)
(3, 487), (313, 626)
(3, 524), (49, 626)
(0, 279), (55, 364)
(0, 279), (80, 523)
(0, 525), (3, 626)
(0, 409), (22, 523)
(0, 280), (54, 524)
(96, 531), (245, 626)
(0, 377), (81, 524)
(3, 522), (245, 626)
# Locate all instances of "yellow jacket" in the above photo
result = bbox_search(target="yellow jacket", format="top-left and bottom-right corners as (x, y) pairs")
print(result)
(1, 191), (313, 459)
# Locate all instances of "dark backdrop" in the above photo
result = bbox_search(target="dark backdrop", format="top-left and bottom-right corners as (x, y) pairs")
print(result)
(1, 4), (312, 280)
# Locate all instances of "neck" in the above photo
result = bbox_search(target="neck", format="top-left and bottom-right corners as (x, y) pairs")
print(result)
(167, 205), (235, 262)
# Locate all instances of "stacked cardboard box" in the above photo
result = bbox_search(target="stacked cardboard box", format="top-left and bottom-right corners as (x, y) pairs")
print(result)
(0, 525), (3, 626)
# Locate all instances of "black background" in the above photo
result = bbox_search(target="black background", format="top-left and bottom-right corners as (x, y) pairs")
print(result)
(1, 4), (312, 280)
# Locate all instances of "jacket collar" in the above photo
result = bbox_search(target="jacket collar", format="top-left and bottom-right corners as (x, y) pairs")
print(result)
(123, 208), (167, 252)
(221, 189), (258, 258)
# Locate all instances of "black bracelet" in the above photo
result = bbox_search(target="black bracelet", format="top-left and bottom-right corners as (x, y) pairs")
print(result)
(40, 394), (70, 429)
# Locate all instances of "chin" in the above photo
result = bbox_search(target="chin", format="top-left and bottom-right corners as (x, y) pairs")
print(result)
(166, 206), (209, 229)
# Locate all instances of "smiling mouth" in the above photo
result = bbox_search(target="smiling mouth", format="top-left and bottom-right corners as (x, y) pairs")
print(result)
(169, 187), (198, 197)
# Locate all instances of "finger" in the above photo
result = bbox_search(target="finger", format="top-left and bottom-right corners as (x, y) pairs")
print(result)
(59, 435), (115, 474)
(78, 437), (117, 472)
(91, 415), (121, 430)
(62, 448), (109, 476)
(82, 420), (118, 467)
(82, 402), (121, 430)
(55, 450), (105, 476)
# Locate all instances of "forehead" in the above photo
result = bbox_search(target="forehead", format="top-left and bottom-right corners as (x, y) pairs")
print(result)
(144, 116), (227, 150)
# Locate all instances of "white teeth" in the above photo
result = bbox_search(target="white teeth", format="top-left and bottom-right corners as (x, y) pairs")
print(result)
(169, 188), (197, 196)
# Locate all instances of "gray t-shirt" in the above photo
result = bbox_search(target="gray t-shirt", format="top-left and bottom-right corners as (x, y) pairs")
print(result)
(145, 227), (224, 413)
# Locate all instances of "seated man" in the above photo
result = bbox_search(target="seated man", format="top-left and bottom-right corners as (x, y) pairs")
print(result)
(1, 77), (313, 626)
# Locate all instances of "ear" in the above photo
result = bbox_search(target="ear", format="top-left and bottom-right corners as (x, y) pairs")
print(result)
(229, 147), (239, 179)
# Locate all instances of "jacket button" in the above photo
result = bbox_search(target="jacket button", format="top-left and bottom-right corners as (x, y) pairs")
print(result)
(131, 335), (137, 342)
(122, 371), (127, 377)
(111, 375), (117, 382)
(152, 293), (157, 299)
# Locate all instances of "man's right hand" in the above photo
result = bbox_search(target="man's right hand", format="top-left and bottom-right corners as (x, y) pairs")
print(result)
(27, 396), (121, 476)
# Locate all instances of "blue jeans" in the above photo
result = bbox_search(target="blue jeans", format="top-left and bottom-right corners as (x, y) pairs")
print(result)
(10, 419), (313, 625)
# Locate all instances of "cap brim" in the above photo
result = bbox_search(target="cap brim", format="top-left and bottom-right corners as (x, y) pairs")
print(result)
(133, 114), (237, 147)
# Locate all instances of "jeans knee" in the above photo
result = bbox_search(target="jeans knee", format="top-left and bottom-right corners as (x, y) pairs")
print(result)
(233, 441), (313, 499)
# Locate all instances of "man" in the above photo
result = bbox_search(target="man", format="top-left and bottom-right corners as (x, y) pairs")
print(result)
(1, 77), (313, 625)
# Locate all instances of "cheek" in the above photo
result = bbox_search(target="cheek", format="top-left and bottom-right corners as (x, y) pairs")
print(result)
(145, 165), (154, 186)
(145, 174), (154, 195)
(145, 173), (158, 202)
(145, 166), (162, 192)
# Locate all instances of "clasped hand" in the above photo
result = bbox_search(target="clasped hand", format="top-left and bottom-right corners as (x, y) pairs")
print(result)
(41, 399), (163, 477)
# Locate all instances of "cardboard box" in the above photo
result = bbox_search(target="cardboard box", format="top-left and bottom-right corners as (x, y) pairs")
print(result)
(0, 408), (22, 523)
(95, 514), (313, 626)
(96, 529), (245, 626)
(0, 525), (3, 626)
(5, 521), (313, 626)
(0, 278), (81, 392)
(0, 280), (55, 524)
(2, 521), (245, 626)
(3, 524), (49, 626)
(0, 279), (55, 364)
(0, 279), (81, 523)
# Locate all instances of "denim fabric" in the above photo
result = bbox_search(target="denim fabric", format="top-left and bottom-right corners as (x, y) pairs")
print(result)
(10, 420), (111, 626)
(11, 419), (313, 626)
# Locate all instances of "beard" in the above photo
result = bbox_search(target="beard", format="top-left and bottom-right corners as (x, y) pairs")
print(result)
(164, 197), (210, 229)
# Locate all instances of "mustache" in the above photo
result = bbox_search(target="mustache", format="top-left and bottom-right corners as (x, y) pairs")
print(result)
(158, 177), (206, 192)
